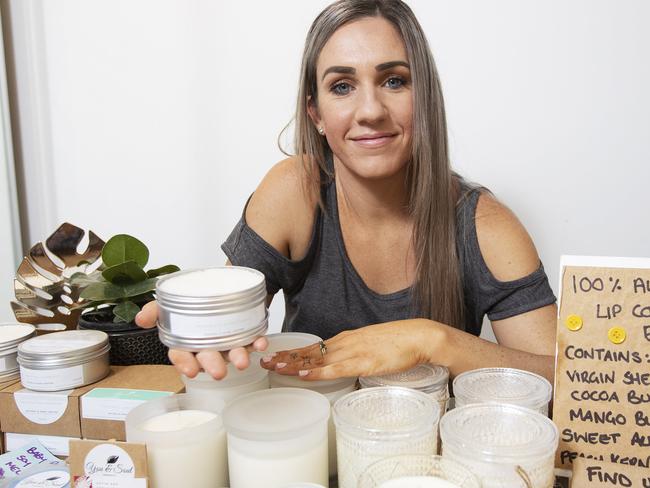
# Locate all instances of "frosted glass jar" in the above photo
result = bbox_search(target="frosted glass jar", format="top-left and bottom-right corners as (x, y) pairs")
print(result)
(453, 367), (553, 415)
(267, 332), (357, 477)
(358, 455), (480, 488)
(17, 330), (110, 391)
(334, 387), (440, 488)
(223, 388), (330, 488)
(156, 267), (268, 351)
(126, 393), (227, 488)
(182, 353), (269, 411)
(440, 403), (559, 488)
(0, 323), (36, 382)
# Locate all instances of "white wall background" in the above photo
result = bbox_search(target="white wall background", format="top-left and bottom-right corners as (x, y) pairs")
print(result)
(5, 0), (650, 335)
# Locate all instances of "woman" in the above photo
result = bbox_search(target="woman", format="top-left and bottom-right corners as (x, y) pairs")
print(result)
(137, 0), (557, 384)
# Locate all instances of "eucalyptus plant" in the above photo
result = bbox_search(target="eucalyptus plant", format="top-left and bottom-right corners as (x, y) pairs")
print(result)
(70, 234), (179, 323)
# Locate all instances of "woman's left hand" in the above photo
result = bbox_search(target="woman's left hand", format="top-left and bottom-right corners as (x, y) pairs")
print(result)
(260, 319), (444, 380)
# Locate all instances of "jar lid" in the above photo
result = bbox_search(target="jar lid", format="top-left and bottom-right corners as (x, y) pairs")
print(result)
(183, 353), (268, 388)
(223, 387), (330, 441)
(17, 330), (109, 368)
(440, 403), (558, 462)
(359, 364), (449, 394)
(333, 386), (440, 440)
(0, 323), (36, 352)
(452, 367), (552, 409)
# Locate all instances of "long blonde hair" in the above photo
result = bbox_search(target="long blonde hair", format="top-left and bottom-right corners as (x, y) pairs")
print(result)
(285, 0), (465, 329)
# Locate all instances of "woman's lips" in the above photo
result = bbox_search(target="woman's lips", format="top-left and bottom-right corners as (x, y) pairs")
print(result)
(350, 134), (397, 148)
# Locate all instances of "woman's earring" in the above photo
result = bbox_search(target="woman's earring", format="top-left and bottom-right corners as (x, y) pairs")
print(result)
(318, 127), (325, 135)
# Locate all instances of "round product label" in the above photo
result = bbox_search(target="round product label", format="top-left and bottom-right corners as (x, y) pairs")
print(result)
(84, 444), (135, 477)
(14, 470), (70, 487)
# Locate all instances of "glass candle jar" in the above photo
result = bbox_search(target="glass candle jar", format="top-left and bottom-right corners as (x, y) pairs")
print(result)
(223, 388), (330, 488)
(182, 353), (269, 411)
(334, 387), (440, 488)
(0, 323), (36, 382)
(126, 393), (227, 488)
(440, 403), (559, 488)
(453, 367), (553, 415)
(358, 455), (480, 488)
(360, 364), (450, 413)
(267, 332), (358, 477)
(17, 330), (110, 391)
(156, 267), (268, 351)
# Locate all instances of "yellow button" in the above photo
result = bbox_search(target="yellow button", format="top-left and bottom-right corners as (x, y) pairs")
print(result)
(565, 314), (583, 331)
(608, 326), (626, 344)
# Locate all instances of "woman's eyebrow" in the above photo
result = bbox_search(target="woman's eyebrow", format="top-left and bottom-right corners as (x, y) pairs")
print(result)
(321, 61), (410, 81)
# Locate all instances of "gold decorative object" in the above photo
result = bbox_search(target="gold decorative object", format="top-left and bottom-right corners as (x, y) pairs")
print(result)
(11, 222), (104, 331)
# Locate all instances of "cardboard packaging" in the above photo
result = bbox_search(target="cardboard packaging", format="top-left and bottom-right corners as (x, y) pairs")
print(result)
(0, 379), (20, 454)
(0, 366), (183, 441)
(69, 439), (148, 488)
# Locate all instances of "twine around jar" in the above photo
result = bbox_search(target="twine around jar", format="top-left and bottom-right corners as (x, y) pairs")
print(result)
(516, 465), (533, 488)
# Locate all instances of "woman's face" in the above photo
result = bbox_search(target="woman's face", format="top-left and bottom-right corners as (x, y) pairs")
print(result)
(309, 16), (413, 181)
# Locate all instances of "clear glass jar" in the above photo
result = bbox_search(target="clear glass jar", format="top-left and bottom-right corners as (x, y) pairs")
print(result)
(334, 387), (440, 488)
(453, 367), (552, 415)
(440, 403), (559, 488)
(358, 455), (480, 488)
(223, 388), (330, 488)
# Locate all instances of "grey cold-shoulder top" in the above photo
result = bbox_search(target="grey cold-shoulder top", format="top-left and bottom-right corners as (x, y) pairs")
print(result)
(222, 172), (556, 339)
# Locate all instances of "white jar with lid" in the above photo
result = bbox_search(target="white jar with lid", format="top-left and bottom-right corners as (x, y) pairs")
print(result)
(223, 387), (330, 488)
(182, 353), (269, 411)
(358, 454), (480, 488)
(440, 403), (559, 488)
(334, 386), (440, 488)
(17, 330), (110, 391)
(267, 332), (357, 477)
(126, 393), (227, 488)
(156, 267), (268, 351)
(453, 367), (553, 415)
(0, 323), (36, 382)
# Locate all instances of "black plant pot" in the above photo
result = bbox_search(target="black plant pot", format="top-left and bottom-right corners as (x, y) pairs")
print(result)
(78, 309), (170, 366)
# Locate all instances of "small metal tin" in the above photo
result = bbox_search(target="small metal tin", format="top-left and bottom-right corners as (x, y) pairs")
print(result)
(17, 329), (110, 391)
(156, 267), (268, 351)
(0, 323), (37, 380)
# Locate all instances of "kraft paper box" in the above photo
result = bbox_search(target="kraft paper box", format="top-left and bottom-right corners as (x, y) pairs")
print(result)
(0, 366), (183, 440)
(80, 365), (184, 441)
(0, 379), (19, 434)
(69, 439), (148, 488)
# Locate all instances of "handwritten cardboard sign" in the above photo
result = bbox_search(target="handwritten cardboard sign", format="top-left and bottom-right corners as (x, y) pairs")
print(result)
(554, 257), (650, 470)
(571, 458), (650, 487)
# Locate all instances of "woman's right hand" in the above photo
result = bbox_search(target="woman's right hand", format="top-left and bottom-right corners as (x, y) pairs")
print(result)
(135, 301), (268, 380)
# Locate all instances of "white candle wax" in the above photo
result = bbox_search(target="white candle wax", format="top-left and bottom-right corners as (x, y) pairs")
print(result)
(140, 410), (227, 488)
(379, 477), (460, 488)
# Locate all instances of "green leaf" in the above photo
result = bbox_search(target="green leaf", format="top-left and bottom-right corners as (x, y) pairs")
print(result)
(102, 261), (147, 285)
(102, 235), (149, 268)
(113, 301), (140, 323)
(80, 282), (125, 301)
(121, 277), (159, 298)
(146, 264), (180, 279)
(69, 270), (104, 287)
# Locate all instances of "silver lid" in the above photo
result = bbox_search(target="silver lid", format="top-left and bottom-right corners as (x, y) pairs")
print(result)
(156, 267), (266, 315)
(17, 329), (110, 369)
(0, 323), (37, 353)
(158, 311), (268, 352)
(359, 364), (449, 395)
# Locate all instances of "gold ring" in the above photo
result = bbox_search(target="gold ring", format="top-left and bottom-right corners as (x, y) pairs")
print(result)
(319, 340), (327, 357)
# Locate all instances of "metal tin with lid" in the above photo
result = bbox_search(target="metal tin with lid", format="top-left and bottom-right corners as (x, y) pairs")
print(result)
(156, 267), (268, 351)
(17, 329), (110, 391)
(0, 323), (36, 382)
(452, 367), (553, 415)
